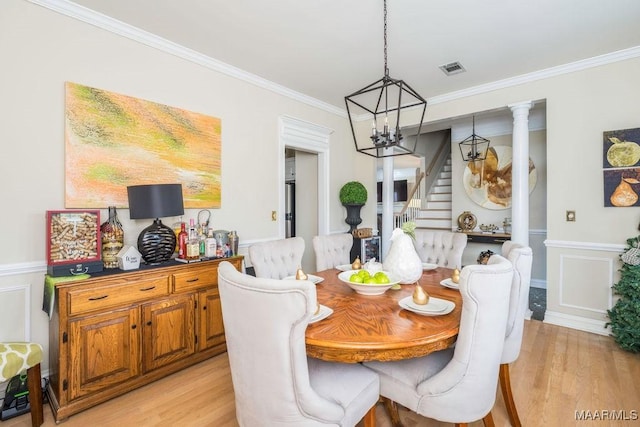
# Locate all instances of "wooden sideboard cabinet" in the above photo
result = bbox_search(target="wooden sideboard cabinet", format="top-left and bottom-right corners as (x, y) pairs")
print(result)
(47, 256), (243, 422)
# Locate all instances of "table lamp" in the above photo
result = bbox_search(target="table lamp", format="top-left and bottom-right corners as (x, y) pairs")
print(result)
(127, 183), (184, 264)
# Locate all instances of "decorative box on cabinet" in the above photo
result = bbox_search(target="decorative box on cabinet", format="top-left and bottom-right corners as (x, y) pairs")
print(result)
(47, 256), (243, 422)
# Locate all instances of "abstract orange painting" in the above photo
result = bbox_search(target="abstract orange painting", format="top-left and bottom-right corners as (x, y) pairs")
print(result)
(65, 82), (221, 209)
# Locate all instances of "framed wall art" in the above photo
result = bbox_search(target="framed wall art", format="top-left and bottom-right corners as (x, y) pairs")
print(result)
(64, 82), (221, 209)
(603, 127), (640, 207)
(462, 146), (537, 210)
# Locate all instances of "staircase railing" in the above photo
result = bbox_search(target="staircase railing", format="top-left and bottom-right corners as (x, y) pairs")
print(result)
(420, 136), (451, 209)
(393, 171), (425, 229)
(393, 135), (451, 229)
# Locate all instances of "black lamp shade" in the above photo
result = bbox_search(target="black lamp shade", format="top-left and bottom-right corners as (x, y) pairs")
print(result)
(127, 184), (185, 264)
(127, 184), (184, 219)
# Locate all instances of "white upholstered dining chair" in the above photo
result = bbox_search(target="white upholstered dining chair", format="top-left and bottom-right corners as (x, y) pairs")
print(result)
(217, 261), (380, 427)
(498, 242), (533, 427)
(248, 236), (305, 279)
(364, 255), (514, 427)
(412, 230), (467, 269)
(312, 233), (353, 271)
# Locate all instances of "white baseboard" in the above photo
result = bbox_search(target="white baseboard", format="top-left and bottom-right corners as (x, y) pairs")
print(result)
(544, 310), (610, 336)
(530, 279), (546, 289)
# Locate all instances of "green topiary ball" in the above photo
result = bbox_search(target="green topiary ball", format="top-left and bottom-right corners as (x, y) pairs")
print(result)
(339, 181), (367, 205)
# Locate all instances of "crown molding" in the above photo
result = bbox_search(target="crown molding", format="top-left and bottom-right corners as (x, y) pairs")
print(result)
(27, 0), (346, 117)
(429, 46), (640, 106)
(27, 0), (640, 119)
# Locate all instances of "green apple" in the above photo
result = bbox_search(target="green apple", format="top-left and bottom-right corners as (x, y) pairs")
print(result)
(349, 273), (364, 283)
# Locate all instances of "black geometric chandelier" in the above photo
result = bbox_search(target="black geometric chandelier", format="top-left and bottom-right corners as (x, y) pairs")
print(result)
(344, 0), (427, 159)
(458, 115), (491, 162)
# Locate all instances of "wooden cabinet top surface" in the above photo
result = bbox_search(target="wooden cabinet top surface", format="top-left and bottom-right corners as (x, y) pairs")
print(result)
(51, 256), (244, 289)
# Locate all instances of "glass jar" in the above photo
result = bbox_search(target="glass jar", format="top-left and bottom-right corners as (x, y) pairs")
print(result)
(100, 206), (124, 268)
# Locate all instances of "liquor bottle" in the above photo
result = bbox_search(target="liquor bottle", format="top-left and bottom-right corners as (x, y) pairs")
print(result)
(100, 206), (124, 268)
(199, 225), (207, 257)
(204, 229), (217, 258)
(172, 217), (183, 253)
(178, 222), (188, 259)
(186, 219), (200, 260)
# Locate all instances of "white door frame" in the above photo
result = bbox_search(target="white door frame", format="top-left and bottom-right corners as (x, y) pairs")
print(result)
(278, 116), (332, 237)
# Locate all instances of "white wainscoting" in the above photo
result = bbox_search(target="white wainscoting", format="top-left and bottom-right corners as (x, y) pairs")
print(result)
(0, 283), (32, 342)
(544, 239), (624, 336)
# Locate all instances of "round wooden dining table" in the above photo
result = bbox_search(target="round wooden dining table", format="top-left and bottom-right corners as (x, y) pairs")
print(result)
(305, 267), (462, 363)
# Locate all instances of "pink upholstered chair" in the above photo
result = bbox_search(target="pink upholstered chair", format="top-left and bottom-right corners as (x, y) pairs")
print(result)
(217, 261), (379, 427)
(364, 255), (513, 426)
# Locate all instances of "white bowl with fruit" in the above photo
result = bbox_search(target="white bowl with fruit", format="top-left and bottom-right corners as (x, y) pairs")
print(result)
(337, 269), (400, 295)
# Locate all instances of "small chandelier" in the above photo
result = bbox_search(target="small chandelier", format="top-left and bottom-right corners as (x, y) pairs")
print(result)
(344, 0), (427, 159)
(458, 116), (491, 161)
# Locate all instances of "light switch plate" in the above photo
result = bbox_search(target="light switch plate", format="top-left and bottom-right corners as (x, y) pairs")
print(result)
(566, 210), (576, 222)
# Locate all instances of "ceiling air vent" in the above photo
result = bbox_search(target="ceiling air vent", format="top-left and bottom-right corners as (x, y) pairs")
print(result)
(439, 61), (466, 76)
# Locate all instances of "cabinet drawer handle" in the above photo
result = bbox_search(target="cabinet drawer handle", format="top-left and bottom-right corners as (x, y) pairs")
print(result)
(494, 239), (508, 242)
(186, 278), (200, 283)
(88, 295), (108, 301)
(139, 286), (156, 291)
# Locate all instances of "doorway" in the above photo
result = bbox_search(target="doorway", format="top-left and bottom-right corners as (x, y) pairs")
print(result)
(279, 116), (332, 273)
(284, 149), (318, 272)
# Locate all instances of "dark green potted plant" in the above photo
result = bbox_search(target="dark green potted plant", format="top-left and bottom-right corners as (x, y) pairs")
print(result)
(339, 181), (367, 232)
(606, 235), (640, 353)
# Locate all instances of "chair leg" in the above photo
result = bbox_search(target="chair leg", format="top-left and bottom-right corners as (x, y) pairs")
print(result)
(381, 397), (403, 427)
(26, 363), (44, 427)
(363, 404), (376, 427)
(499, 363), (522, 427)
(482, 411), (495, 427)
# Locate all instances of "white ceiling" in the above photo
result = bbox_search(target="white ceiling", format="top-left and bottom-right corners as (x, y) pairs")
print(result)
(66, 0), (640, 112)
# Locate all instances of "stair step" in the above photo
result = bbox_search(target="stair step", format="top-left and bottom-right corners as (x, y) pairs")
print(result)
(425, 200), (452, 210)
(428, 193), (451, 202)
(408, 155), (453, 232)
(417, 209), (450, 219)
(415, 218), (452, 229)
(431, 185), (451, 194)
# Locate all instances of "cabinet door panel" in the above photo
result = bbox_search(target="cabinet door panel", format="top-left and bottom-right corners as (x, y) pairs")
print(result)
(142, 294), (195, 372)
(198, 288), (225, 351)
(69, 308), (140, 400)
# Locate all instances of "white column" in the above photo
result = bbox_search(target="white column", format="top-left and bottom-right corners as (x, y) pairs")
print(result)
(508, 101), (534, 246)
(381, 151), (394, 261)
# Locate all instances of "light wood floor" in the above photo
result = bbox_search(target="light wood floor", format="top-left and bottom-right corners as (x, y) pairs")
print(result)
(4, 320), (639, 427)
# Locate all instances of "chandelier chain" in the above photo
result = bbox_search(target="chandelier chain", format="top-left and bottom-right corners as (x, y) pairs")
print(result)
(383, 0), (388, 76)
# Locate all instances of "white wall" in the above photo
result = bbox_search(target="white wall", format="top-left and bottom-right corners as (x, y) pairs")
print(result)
(403, 58), (640, 335)
(0, 0), (378, 372)
(3, 0), (639, 375)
